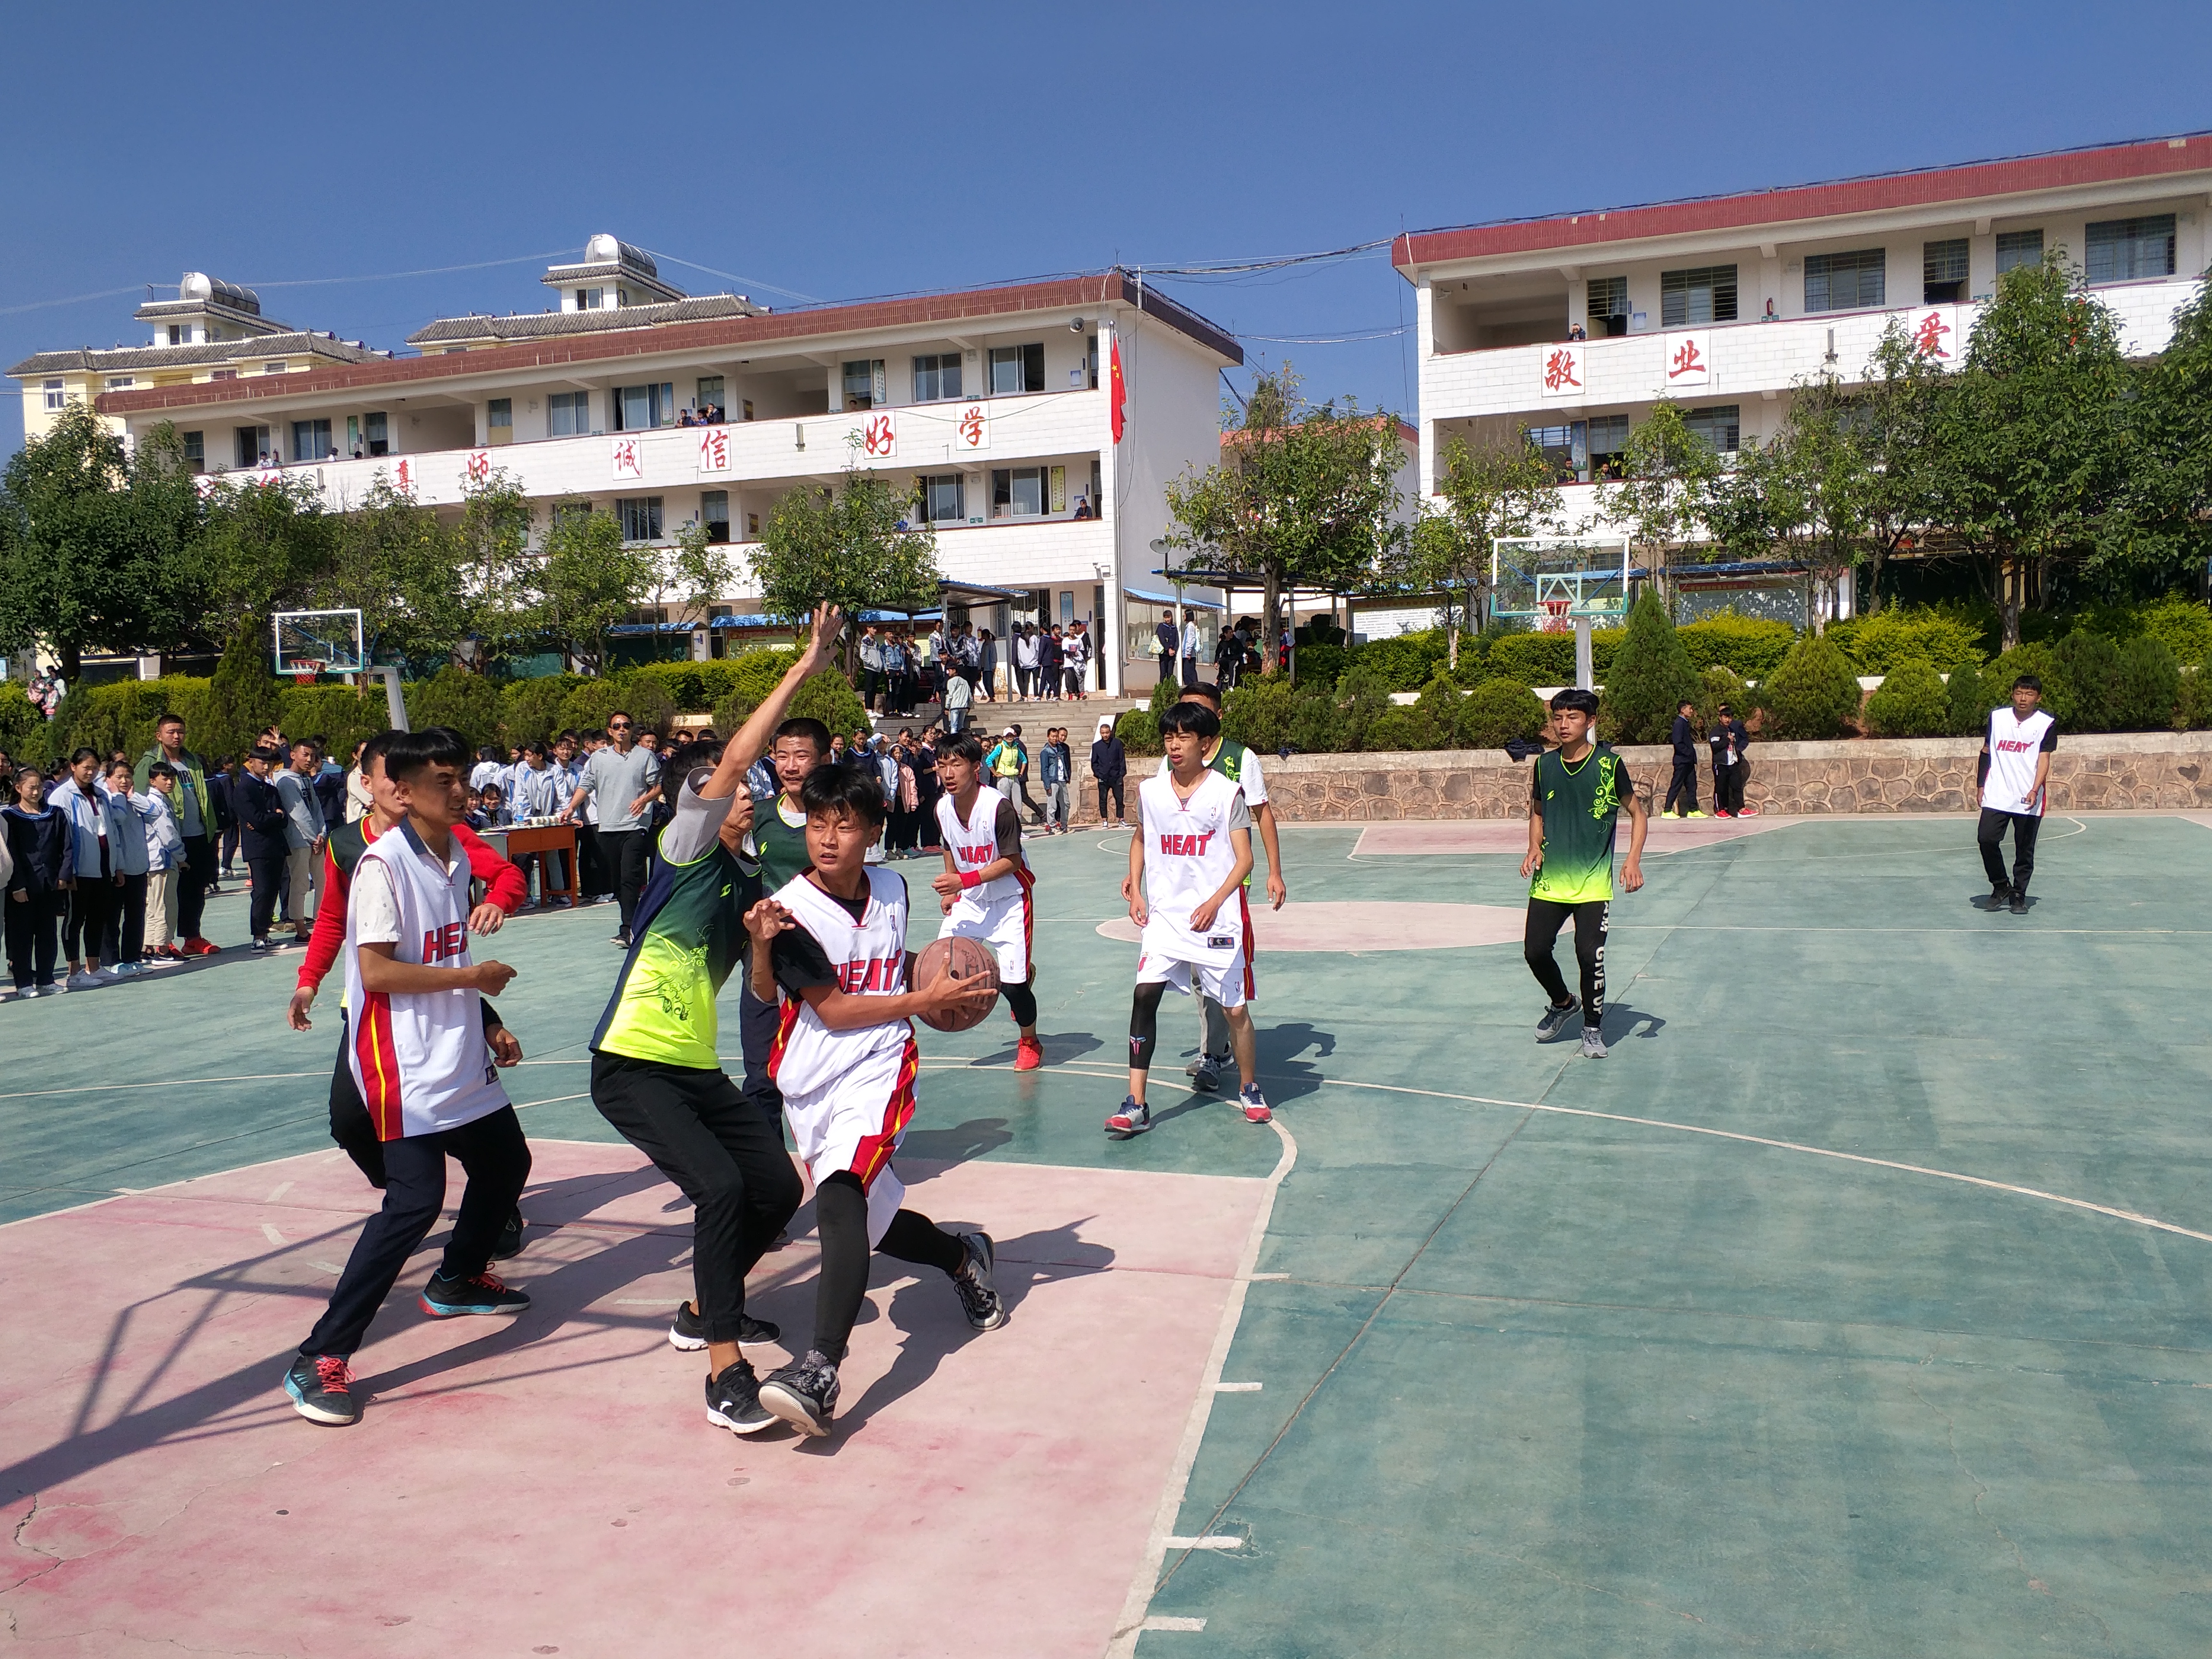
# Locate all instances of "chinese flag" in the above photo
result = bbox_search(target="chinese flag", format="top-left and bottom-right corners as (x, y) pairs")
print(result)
(1109, 335), (1126, 445)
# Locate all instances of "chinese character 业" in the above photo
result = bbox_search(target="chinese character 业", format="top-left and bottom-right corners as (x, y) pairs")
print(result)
(1543, 349), (1581, 392)
(1668, 338), (1704, 379)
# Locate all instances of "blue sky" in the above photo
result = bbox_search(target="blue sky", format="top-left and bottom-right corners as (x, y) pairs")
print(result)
(6, 0), (2210, 457)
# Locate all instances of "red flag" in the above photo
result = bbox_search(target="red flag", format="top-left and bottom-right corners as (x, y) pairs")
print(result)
(1109, 335), (1126, 445)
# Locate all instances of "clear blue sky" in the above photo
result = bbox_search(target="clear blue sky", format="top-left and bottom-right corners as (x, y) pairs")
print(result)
(6, 0), (2209, 458)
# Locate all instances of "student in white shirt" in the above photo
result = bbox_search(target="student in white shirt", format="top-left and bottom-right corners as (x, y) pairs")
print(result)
(1977, 674), (2057, 915)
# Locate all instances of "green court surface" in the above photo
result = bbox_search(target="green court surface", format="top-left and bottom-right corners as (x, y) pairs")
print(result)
(7, 811), (2212, 1656)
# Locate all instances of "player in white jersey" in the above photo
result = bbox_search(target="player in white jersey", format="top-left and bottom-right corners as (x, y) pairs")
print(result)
(744, 763), (1005, 1437)
(1977, 673), (2057, 915)
(283, 727), (532, 1428)
(929, 731), (1044, 1069)
(1108, 701), (1270, 1139)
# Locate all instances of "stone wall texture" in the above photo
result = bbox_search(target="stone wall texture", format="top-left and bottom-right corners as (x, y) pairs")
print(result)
(1063, 731), (2212, 824)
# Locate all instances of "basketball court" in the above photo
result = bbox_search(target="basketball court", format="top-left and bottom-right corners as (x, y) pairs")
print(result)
(7, 808), (2212, 1655)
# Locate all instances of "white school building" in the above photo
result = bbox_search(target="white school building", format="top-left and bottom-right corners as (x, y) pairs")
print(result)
(1394, 132), (2212, 624)
(11, 238), (1244, 691)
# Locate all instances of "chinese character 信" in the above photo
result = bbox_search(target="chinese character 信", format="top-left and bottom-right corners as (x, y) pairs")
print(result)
(1913, 311), (1952, 357)
(1543, 349), (1581, 392)
(1668, 339), (1704, 379)
(701, 430), (727, 468)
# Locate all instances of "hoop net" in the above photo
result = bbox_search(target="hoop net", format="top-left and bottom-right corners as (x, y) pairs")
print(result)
(291, 661), (323, 686)
(1539, 599), (1574, 634)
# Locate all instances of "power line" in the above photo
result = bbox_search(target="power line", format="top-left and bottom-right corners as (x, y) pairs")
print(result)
(644, 252), (823, 305)
(0, 285), (154, 318)
(249, 250), (577, 289)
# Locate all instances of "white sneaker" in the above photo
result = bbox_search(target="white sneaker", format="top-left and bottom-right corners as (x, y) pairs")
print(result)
(65, 970), (101, 991)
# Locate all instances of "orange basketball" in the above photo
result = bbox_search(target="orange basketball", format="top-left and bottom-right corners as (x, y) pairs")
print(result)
(914, 935), (1001, 1032)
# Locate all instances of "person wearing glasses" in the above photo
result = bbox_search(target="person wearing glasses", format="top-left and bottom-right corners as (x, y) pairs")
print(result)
(568, 713), (662, 947)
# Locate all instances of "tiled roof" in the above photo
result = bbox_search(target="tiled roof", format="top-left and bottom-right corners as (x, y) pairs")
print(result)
(407, 295), (761, 346)
(9, 333), (384, 378)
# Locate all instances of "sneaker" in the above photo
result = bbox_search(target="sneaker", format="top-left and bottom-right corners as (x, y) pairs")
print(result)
(1714, 808), (1735, 819)
(1238, 1082), (1273, 1124)
(183, 937), (220, 957)
(1737, 806), (1759, 817)
(1014, 1035), (1044, 1071)
(282, 1353), (361, 1426)
(490, 1206), (525, 1261)
(1535, 1000), (1578, 1042)
(35, 983), (62, 997)
(65, 969), (101, 989)
(668, 1300), (781, 1352)
(1580, 1027), (1609, 1059)
(953, 1231), (1007, 1331)
(419, 1269), (530, 1317)
(1686, 810), (1709, 819)
(611, 928), (631, 948)
(758, 1351), (841, 1438)
(1192, 1053), (1222, 1093)
(248, 938), (273, 956)
(705, 1358), (778, 1435)
(1659, 808), (1681, 819)
(1105, 1097), (1152, 1139)
(2008, 890), (2029, 915)
(1985, 882), (2012, 911)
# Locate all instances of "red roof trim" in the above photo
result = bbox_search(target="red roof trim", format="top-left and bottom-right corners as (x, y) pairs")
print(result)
(1393, 133), (2212, 273)
(94, 271), (1240, 416)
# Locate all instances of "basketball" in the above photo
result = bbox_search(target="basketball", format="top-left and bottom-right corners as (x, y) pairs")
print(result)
(914, 935), (1000, 1032)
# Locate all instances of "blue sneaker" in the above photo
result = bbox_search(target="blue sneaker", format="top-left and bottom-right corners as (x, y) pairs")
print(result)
(283, 1353), (360, 1426)
(1238, 1083), (1272, 1125)
(1105, 1097), (1152, 1139)
(1535, 1000), (1577, 1042)
(419, 1270), (529, 1318)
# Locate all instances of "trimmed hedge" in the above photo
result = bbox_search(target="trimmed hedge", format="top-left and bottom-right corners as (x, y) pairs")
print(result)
(1676, 615), (1796, 678)
(1828, 608), (1987, 674)
(1760, 631), (1863, 739)
(1459, 678), (1547, 747)
(1864, 658), (1950, 737)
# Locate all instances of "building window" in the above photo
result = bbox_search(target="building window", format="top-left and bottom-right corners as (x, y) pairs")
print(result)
(1586, 415), (1631, 480)
(208, 369), (236, 381)
(746, 511), (760, 538)
(42, 379), (64, 410)
(291, 419), (332, 461)
(2086, 215), (2176, 285)
(1995, 229), (2044, 276)
(575, 287), (605, 311)
(264, 361), (288, 374)
(1803, 249), (1885, 313)
(992, 467), (1046, 518)
(1683, 405), (1740, 456)
(617, 496), (664, 542)
(700, 490), (730, 544)
(695, 375), (723, 417)
(167, 325), (183, 345)
(1922, 239), (1969, 304)
(615, 382), (675, 431)
(235, 425), (273, 468)
(842, 359), (884, 411)
(1586, 276), (1629, 337)
(922, 474), (965, 524)
(364, 411), (389, 457)
(912, 353), (962, 402)
(105, 375), (134, 392)
(548, 391), (590, 437)
(487, 398), (513, 444)
(181, 431), (204, 473)
(989, 343), (1045, 396)
(1661, 264), (1737, 326)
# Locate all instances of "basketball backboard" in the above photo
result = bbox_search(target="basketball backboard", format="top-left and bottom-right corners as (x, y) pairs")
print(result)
(272, 609), (366, 677)
(1491, 537), (1630, 633)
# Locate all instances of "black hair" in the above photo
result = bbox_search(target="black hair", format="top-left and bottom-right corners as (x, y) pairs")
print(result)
(799, 758), (888, 828)
(2013, 674), (2042, 694)
(774, 716), (831, 756)
(69, 746), (99, 767)
(359, 730), (402, 777)
(149, 761), (177, 781)
(1549, 687), (1599, 717)
(477, 745), (502, 763)
(1678, 699), (1696, 711)
(1178, 681), (1224, 707)
(607, 709), (635, 726)
(15, 762), (45, 781)
(938, 732), (984, 766)
(1159, 702), (1221, 739)
(385, 725), (471, 783)
(522, 740), (547, 759)
(249, 745), (284, 765)
(156, 711), (184, 730)
(557, 729), (579, 744)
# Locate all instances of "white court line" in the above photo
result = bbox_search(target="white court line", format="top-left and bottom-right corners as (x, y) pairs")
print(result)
(1108, 1118), (1297, 1659)
(260, 1223), (285, 1246)
(1163, 1537), (1241, 1551)
(1214, 1381), (1263, 1393)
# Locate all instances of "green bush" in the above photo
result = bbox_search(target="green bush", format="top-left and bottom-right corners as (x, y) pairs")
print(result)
(1337, 665), (1395, 752)
(277, 685), (389, 758)
(1290, 642), (1348, 690)
(1864, 658), (1951, 737)
(497, 674), (584, 748)
(1759, 630), (1864, 739)
(54, 679), (180, 762)
(1676, 613), (1798, 678)
(729, 646), (802, 703)
(784, 671), (868, 744)
(1698, 665), (1752, 733)
(625, 661), (707, 711)
(405, 667), (502, 747)
(0, 681), (53, 765)
(1944, 659), (1989, 737)
(2115, 635), (2182, 732)
(1288, 686), (1346, 754)
(1352, 628), (1453, 692)
(709, 692), (762, 741)
(1985, 643), (2068, 727)
(1116, 709), (1161, 755)
(2050, 629), (2125, 732)
(1361, 705), (1443, 752)
(559, 675), (675, 738)
(1599, 591), (1703, 745)
(1222, 677), (1298, 754)
(2134, 597), (2212, 667)
(2177, 666), (2212, 730)
(1458, 678), (1547, 748)
(1828, 607), (1988, 674)
(1413, 671), (1469, 746)
(1484, 629), (1579, 686)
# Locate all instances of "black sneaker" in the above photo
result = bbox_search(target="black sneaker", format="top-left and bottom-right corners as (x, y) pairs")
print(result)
(952, 1230), (1007, 1331)
(705, 1359), (778, 1435)
(1984, 882), (2012, 911)
(668, 1301), (781, 1352)
(490, 1206), (524, 1261)
(758, 1350), (841, 1437)
(283, 1353), (361, 1426)
(1535, 1000), (1578, 1042)
(420, 1269), (530, 1317)
(2008, 889), (2029, 915)
(611, 928), (632, 948)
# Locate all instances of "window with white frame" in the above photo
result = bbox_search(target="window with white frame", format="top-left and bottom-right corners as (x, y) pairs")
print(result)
(42, 379), (64, 410)
(487, 398), (513, 442)
(548, 391), (590, 437)
(695, 375), (723, 415)
(1661, 264), (1737, 326)
(363, 411), (389, 456)
(1586, 276), (1629, 336)
(1995, 229), (2044, 276)
(922, 474), (965, 524)
(291, 419), (332, 461)
(264, 361), (288, 374)
(1683, 405), (1740, 456)
(106, 375), (134, 392)
(988, 343), (1045, 396)
(181, 431), (204, 473)
(615, 383), (675, 431)
(1922, 239), (1969, 304)
(991, 467), (1046, 517)
(842, 360), (884, 410)
(2085, 215), (2176, 285)
(617, 496), (663, 542)
(1804, 249), (1885, 312)
(912, 353), (962, 402)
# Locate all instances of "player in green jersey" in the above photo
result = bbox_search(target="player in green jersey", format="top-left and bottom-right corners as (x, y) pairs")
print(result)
(1520, 687), (1647, 1059)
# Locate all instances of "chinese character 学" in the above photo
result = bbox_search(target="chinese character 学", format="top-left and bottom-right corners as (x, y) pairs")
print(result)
(1543, 348), (1581, 392)
(1912, 310), (1952, 358)
(864, 414), (895, 457)
(1668, 338), (1704, 380)
(957, 406), (986, 447)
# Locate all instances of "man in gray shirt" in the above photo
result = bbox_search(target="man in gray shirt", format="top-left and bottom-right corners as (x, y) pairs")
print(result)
(568, 711), (662, 946)
(274, 739), (328, 942)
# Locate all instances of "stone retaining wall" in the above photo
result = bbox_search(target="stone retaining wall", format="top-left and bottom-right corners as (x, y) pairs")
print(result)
(1063, 731), (2212, 823)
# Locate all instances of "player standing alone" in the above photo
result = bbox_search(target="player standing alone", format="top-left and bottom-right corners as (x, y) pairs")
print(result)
(1109, 701), (1270, 1138)
(930, 733), (1044, 1068)
(1522, 688), (1647, 1059)
(1977, 674), (2056, 914)
(745, 764), (1006, 1437)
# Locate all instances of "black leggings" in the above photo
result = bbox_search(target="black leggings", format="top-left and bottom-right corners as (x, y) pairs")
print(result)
(1977, 808), (2042, 893)
(1003, 976), (1036, 1030)
(1525, 898), (1607, 1025)
(1129, 979), (1169, 1071)
(64, 870), (114, 963)
(811, 1172), (964, 1362)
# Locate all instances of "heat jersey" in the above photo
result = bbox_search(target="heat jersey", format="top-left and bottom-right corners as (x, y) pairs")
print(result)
(766, 867), (913, 1101)
(935, 790), (1024, 902)
(1982, 708), (2056, 816)
(1136, 769), (1250, 966)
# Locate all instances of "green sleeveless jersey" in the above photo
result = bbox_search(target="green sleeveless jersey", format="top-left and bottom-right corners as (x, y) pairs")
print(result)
(591, 830), (758, 1070)
(1529, 744), (1629, 905)
(744, 794), (811, 892)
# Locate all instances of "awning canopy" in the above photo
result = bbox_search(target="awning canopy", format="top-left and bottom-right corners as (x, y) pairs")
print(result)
(1123, 586), (1225, 611)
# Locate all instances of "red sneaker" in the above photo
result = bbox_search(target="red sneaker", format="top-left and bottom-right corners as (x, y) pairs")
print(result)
(1014, 1035), (1044, 1071)
(183, 936), (221, 956)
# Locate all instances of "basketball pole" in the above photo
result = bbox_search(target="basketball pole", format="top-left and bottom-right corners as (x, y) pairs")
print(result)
(1575, 617), (1595, 691)
(369, 665), (409, 732)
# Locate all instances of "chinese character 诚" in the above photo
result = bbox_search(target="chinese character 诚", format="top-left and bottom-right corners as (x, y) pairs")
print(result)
(612, 438), (641, 479)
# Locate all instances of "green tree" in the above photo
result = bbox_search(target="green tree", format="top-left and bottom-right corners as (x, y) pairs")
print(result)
(0, 408), (206, 676)
(533, 503), (654, 675)
(2114, 634), (2181, 732)
(1597, 590), (1702, 743)
(1162, 366), (1407, 678)
(455, 468), (535, 666)
(318, 477), (466, 670)
(193, 470), (336, 649)
(1706, 373), (1870, 634)
(1939, 252), (2130, 649)
(1855, 320), (1950, 613)
(1595, 401), (1721, 607)
(666, 518), (739, 636)
(1406, 430), (1557, 668)
(406, 666), (502, 747)
(1759, 629), (1864, 739)
(2126, 271), (2212, 592)
(754, 452), (939, 681)
(199, 623), (284, 759)
(1863, 658), (1950, 736)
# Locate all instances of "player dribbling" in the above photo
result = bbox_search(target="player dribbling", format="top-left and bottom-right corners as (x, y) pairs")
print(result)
(930, 733), (1044, 1069)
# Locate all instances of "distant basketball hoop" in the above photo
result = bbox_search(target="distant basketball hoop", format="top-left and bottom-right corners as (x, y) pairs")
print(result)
(291, 661), (323, 687)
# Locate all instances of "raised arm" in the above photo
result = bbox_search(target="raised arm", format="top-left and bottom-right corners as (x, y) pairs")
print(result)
(701, 603), (841, 801)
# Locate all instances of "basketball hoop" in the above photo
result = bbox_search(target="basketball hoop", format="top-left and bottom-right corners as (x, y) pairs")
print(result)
(1539, 599), (1574, 634)
(291, 661), (323, 687)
